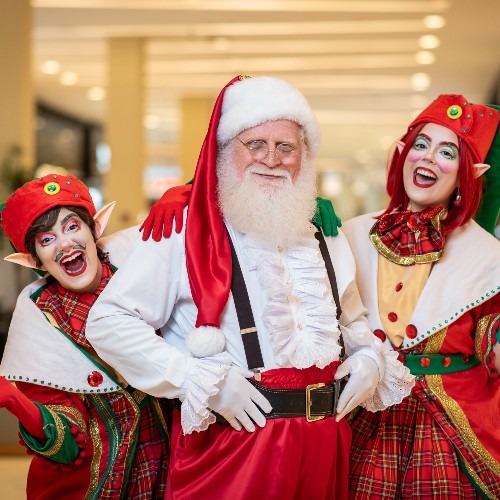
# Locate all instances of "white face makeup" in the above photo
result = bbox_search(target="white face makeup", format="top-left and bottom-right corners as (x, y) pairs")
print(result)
(35, 208), (102, 293)
(402, 122), (460, 212)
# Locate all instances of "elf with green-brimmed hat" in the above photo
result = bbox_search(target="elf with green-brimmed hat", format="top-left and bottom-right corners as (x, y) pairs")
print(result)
(342, 94), (500, 499)
(0, 174), (170, 498)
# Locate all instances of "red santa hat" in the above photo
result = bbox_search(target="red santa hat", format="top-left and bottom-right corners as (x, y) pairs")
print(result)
(1, 174), (96, 253)
(408, 94), (500, 163)
(185, 75), (320, 358)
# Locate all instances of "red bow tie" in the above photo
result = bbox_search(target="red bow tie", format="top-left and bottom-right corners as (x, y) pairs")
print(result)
(378, 205), (444, 233)
(371, 205), (445, 265)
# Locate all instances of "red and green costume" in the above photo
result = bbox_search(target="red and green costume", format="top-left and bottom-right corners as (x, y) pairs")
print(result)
(0, 230), (170, 499)
(343, 212), (500, 499)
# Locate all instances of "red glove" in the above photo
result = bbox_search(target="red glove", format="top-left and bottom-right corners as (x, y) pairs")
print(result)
(0, 376), (45, 441)
(140, 184), (192, 241)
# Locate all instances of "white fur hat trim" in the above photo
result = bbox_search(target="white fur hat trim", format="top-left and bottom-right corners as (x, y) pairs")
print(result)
(217, 76), (321, 157)
(186, 325), (226, 358)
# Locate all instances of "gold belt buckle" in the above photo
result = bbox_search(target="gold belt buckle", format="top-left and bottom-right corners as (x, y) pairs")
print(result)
(306, 383), (326, 422)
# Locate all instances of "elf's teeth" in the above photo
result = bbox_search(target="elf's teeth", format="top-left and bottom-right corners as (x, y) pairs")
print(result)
(62, 252), (82, 264)
(416, 168), (436, 179)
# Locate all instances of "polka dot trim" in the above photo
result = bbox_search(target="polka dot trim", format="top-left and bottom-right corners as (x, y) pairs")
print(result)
(402, 287), (500, 348)
(4, 374), (121, 393)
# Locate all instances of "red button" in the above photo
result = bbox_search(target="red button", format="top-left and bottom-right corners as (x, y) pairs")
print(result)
(395, 282), (403, 292)
(388, 312), (398, 322)
(406, 324), (418, 339)
(420, 357), (431, 368)
(373, 329), (386, 342)
(87, 371), (103, 387)
(442, 357), (451, 368)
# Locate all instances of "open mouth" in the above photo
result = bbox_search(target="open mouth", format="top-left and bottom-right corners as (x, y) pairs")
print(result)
(413, 167), (437, 188)
(60, 250), (87, 276)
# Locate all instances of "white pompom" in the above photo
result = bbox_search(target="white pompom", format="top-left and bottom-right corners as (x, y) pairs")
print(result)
(186, 326), (226, 358)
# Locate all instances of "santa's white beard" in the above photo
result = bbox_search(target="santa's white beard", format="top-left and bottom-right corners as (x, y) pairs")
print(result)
(217, 149), (318, 247)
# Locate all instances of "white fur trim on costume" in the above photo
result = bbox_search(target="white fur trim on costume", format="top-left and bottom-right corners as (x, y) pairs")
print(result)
(217, 76), (321, 157)
(186, 326), (226, 358)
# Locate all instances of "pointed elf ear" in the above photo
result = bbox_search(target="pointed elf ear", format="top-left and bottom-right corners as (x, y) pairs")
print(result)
(473, 163), (490, 178)
(94, 201), (116, 239)
(395, 140), (405, 154)
(4, 252), (41, 269)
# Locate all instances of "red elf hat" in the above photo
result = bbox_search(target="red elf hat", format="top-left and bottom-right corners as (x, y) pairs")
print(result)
(184, 75), (320, 358)
(408, 94), (500, 163)
(1, 174), (96, 253)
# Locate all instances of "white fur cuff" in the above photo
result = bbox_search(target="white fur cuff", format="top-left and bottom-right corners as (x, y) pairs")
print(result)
(186, 326), (226, 358)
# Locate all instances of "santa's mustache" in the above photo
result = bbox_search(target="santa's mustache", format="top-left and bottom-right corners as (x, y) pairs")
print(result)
(247, 166), (292, 180)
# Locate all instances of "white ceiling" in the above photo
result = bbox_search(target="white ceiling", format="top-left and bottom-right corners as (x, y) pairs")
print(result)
(32, 0), (500, 195)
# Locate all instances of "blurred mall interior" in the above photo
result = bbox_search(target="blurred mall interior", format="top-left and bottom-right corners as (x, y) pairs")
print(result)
(0, 1), (499, 495)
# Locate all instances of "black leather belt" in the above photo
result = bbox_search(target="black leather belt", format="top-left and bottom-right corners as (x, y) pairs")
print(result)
(175, 379), (344, 424)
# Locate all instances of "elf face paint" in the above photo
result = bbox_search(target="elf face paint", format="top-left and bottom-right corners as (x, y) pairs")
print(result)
(403, 123), (460, 212)
(35, 208), (102, 293)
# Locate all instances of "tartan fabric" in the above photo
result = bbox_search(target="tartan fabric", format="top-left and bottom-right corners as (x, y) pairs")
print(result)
(36, 258), (114, 347)
(35, 258), (169, 497)
(125, 399), (169, 499)
(349, 384), (480, 499)
(373, 206), (445, 261)
(96, 391), (168, 499)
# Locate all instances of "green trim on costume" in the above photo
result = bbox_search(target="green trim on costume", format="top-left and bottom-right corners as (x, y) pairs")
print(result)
(51, 324), (121, 390)
(404, 354), (480, 375)
(86, 394), (121, 500)
(403, 286), (500, 349)
(19, 402), (80, 464)
(29, 277), (57, 302)
(456, 452), (492, 500)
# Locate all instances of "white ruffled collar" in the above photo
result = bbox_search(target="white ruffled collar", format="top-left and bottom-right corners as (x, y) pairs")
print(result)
(243, 231), (342, 369)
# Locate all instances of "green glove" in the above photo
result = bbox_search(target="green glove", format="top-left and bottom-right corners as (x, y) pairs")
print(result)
(474, 104), (500, 235)
(313, 197), (342, 237)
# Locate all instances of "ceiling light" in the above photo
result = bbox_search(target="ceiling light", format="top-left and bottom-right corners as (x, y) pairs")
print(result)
(418, 34), (440, 49)
(41, 60), (60, 74)
(87, 86), (106, 101)
(423, 15), (446, 29)
(60, 71), (79, 85)
(144, 114), (161, 129)
(211, 37), (230, 51)
(410, 72), (431, 91)
(415, 51), (435, 65)
(320, 172), (343, 198)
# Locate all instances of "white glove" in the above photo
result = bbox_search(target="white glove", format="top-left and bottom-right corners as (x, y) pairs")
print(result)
(334, 354), (380, 421)
(207, 367), (273, 432)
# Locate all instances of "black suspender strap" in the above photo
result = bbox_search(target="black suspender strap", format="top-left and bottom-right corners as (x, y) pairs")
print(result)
(228, 235), (265, 370)
(228, 229), (344, 369)
(314, 230), (345, 358)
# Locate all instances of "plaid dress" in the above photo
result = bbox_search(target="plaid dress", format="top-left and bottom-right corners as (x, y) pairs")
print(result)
(349, 305), (500, 500)
(343, 212), (500, 500)
(17, 260), (170, 499)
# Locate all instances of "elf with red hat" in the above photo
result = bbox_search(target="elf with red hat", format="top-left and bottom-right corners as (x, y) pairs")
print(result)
(0, 174), (170, 498)
(341, 95), (500, 498)
(86, 76), (413, 499)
